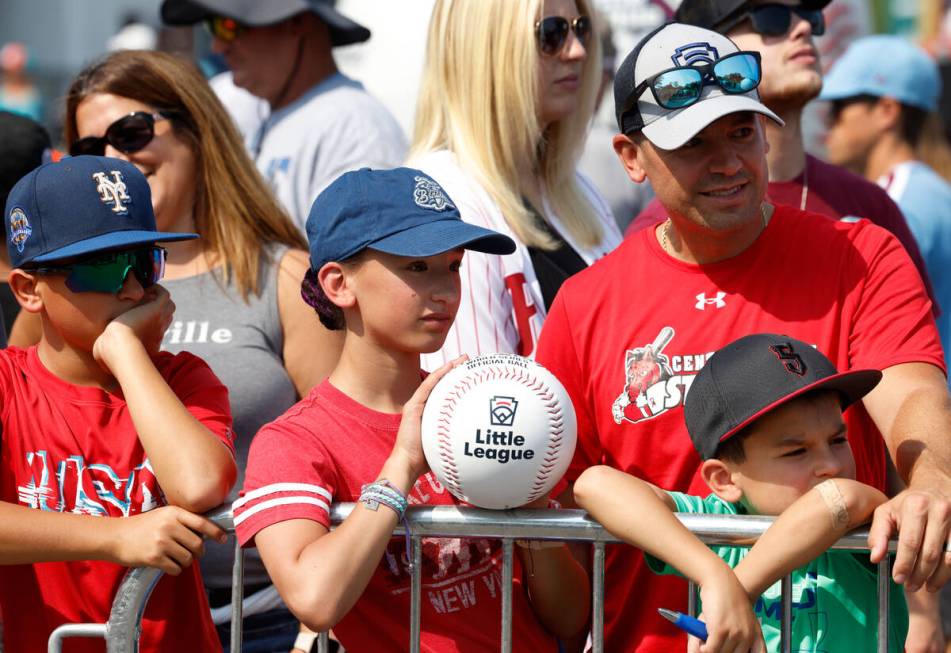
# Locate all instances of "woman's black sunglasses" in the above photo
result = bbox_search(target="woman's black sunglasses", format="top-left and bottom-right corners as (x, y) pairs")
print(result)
(535, 15), (592, 56)
(70, 111), (170, 157)
(745, 3), (825, 37)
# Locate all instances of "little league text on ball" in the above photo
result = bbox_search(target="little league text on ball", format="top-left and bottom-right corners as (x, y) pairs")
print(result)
(463, 429), (535, 464)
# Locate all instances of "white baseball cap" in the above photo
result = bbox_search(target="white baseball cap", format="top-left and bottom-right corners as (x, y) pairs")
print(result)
(614, 22), (783, 150)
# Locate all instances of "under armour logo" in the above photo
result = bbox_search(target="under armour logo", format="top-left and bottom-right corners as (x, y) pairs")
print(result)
(770, 343), (807, 376)
(413, 175), (455, 212)
(92, 171), (131, 214)
(672, 42), (719, 68)
(695, 292), (726, 310)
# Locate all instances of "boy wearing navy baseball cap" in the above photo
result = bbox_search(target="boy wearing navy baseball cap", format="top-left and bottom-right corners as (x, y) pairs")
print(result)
(1, 155), (236, 652)
(575, 334), (909, 652)
(235, 167), (590, 652)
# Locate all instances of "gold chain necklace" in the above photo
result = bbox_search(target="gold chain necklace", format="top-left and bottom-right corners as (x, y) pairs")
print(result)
(660, 204), (770, 255)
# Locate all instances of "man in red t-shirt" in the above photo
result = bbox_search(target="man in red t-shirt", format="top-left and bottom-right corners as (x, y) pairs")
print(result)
(537, 22), (951, 653)
(623, 0), (937, 316)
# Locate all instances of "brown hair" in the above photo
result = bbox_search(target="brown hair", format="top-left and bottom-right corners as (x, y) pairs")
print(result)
(65, 50), (306, 300)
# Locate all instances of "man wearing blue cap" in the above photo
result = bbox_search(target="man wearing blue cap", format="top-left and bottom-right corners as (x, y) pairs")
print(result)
(234, 167), (591, 652)
(161, 0), (406, 233)
(824, 35), (951, 379)
(0, 155), (236, 651)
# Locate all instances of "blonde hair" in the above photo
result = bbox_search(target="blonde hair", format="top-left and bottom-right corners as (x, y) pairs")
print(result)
(410, 0), (604, 249)
(65, 50), (306, 300)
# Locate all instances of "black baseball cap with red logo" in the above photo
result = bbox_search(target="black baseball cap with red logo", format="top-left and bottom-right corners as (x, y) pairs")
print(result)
(684, 333), (881, 460)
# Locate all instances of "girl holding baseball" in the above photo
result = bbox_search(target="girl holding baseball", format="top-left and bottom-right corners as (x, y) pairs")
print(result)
(233, 167), (589, 652)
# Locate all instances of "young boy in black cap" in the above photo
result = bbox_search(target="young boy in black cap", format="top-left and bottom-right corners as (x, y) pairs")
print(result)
(1, 155), (236, 651)
(234, 167), (590, 651)
(575, 333), (909, 652)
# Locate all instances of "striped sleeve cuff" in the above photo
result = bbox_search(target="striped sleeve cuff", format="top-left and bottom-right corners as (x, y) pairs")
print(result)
(233, 482), (333, 544)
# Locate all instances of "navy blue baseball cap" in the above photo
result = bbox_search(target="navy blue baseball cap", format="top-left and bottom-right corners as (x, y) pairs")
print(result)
(684, 334), (881, 460)
(5, 155), (197, 268)
(306, 167), (516, 272)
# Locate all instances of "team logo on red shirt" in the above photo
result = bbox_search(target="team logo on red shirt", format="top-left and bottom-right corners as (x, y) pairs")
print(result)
(612, 327), (715, 424)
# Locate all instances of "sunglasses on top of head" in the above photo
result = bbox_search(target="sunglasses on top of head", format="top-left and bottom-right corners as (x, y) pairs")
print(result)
(205, 15), (248, 43)
(742, 3), (826, 37)
(535, 15), (592, 56)
(69, 111), (170, 157)
(32, 247), (167, 294)
(627, 51), (762, 115)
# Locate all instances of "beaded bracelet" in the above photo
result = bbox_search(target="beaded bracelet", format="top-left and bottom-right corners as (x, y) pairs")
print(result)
(360, 479), (414, 571)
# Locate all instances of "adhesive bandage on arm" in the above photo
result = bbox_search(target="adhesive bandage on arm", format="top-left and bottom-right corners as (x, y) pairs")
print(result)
(815, 479), (850, 530)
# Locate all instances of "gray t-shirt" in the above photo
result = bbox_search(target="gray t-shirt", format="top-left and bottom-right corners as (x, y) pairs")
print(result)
(246, 73), (407, 232)
(161, 245), (297, 588)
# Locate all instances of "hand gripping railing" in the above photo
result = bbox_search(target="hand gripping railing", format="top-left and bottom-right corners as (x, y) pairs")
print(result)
(48, 504), (898, 653)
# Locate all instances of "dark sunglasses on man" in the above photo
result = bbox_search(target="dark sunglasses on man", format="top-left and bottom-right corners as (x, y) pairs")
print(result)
(742, 3), (825, 37)
(205, 15), (247, 43)
(535, 15), (592, 56)
(69, 112), (170, 157)
(31, 246), (167, 294)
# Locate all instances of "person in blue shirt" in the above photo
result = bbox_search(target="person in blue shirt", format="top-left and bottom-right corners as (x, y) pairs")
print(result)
(823, 35), (951, 385)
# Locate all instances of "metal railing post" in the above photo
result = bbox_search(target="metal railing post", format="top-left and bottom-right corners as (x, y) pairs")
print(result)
(877, 557), (890, 653)
(591, 541), (606, 653)
(230, 537), (244, 652)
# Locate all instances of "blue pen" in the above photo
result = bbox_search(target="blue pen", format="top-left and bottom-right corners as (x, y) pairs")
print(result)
(658, 608), (708, 641)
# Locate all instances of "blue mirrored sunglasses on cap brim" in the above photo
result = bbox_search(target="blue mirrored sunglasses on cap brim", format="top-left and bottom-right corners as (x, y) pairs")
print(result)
(33, 246), (166, 294)
(631, 51), (763, 112)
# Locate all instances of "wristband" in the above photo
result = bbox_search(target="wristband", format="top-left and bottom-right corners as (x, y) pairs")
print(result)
(360, 478), (414, 571)
(293, 630), (316, 652)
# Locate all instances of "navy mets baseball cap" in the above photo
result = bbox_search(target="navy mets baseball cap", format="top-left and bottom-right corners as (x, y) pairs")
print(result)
(306, 167), (516, 272)
(5, 155), (197, 268)
(684, 334), (881, 460)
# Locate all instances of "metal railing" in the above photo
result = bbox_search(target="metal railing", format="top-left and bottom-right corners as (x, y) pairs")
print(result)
(48, 504), (898, 653)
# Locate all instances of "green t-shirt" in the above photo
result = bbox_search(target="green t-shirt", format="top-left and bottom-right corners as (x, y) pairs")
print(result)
(645, 492), (908, 653)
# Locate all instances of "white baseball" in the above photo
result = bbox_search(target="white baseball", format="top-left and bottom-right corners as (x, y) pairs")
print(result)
(421, 354), (577, 509)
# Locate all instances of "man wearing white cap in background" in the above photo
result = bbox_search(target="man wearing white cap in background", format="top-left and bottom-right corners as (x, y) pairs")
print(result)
(161, 0), (407, 233)
(536, 22), (951, 652)
(625, 0), (938, 314)
(824, 35), (951, 374)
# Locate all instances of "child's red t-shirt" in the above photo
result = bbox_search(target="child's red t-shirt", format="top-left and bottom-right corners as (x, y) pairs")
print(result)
(0, 346), (234, 653)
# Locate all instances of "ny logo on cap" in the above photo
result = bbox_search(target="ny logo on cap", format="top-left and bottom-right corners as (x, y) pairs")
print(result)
(8, 208), (32, 253)
(92, 171), (131, 215)
(413, 176), (455, 212)
(671, 42), (719, 68)
(770, 343), (807, 376)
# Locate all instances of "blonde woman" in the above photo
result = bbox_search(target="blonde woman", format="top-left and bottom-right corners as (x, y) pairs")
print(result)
(31, 50), (342, 651)
(410, 0), (622, 370)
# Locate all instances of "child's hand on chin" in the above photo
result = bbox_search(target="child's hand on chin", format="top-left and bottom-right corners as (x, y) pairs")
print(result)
(93, 284), (176, 366)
